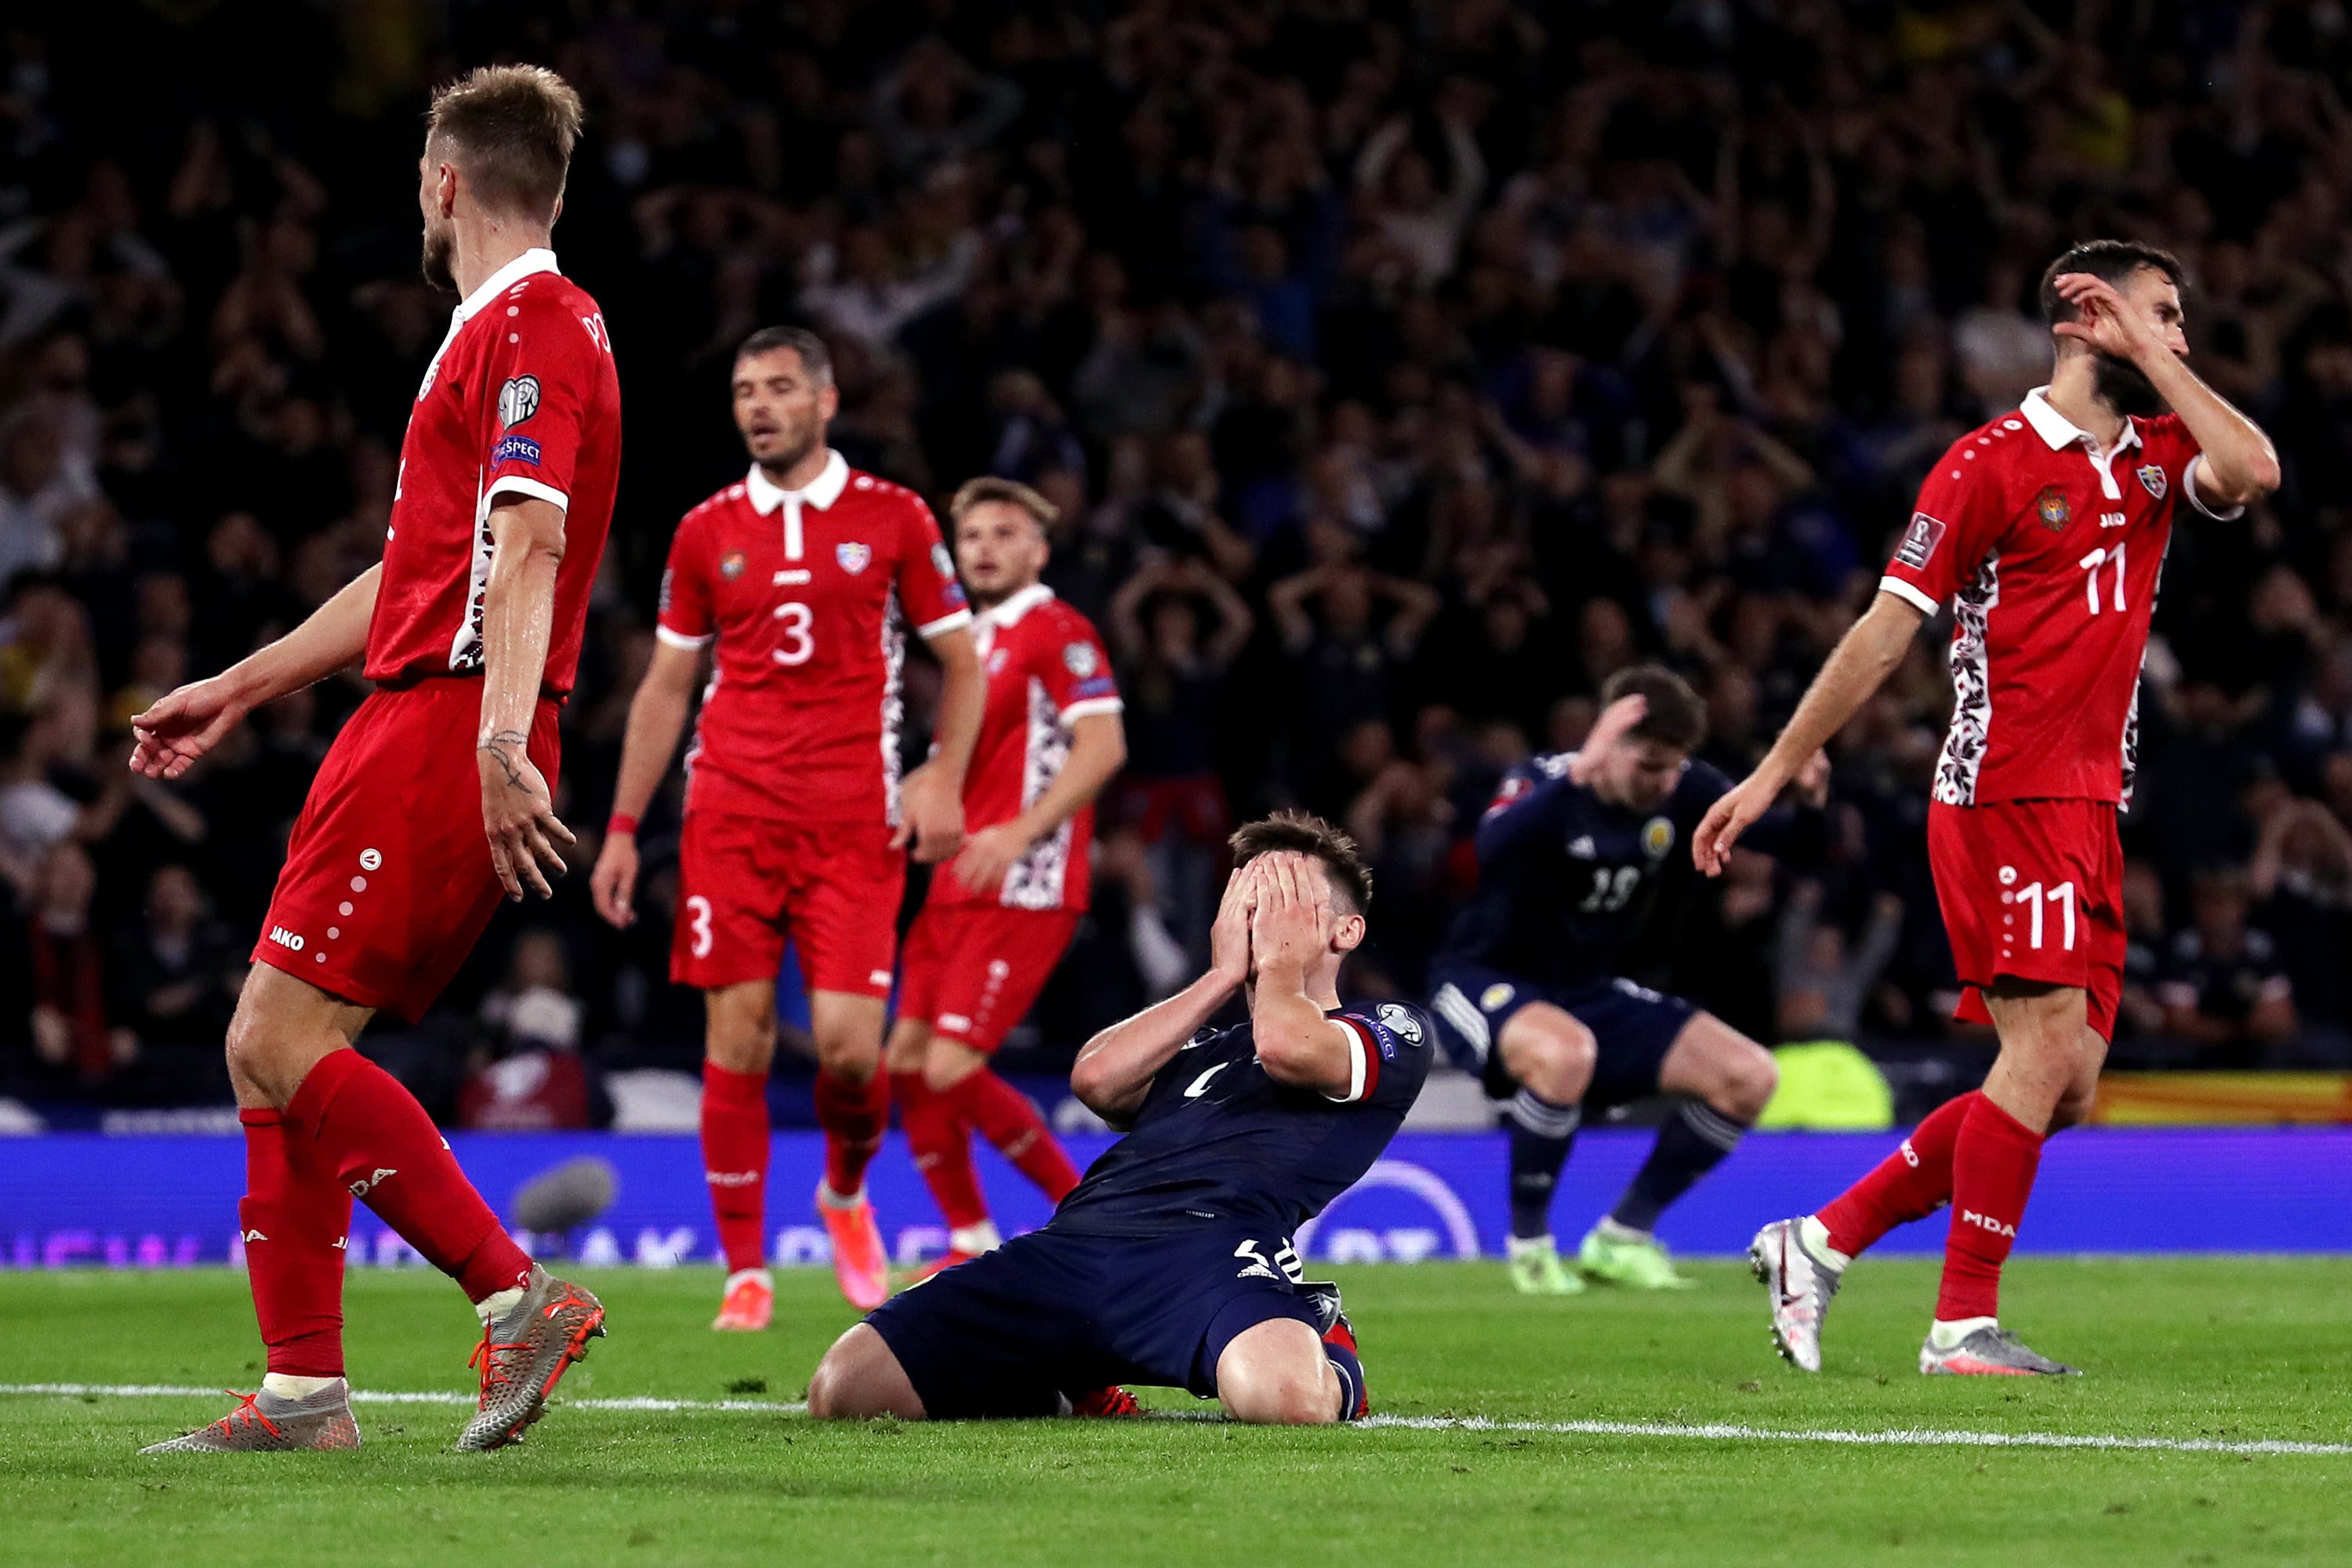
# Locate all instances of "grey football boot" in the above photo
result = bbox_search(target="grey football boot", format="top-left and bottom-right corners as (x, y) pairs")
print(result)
(1750, 1218), (1843, 1372)
(1920, 1324), (2082, 1377)
(456, 1264), (607, 1451)
(140, 1380), (361, 1454)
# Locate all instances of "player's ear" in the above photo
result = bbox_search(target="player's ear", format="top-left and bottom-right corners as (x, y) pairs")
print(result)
(818, 381), (841, 423)
(1331, 910), (1366, 954)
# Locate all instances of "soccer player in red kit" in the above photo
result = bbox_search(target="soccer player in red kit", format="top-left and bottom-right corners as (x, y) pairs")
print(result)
(887, 477), (1128, 1272)
(1699, 241), (2279, 1377)
(128, 67), (619, 1452)
(590, 327), (983, 1330)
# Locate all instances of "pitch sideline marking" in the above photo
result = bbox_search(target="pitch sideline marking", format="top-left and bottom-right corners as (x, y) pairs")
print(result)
(5, 1382), (2345, 1455)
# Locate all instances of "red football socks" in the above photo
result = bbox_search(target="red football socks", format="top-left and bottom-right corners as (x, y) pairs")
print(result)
(700, 1062), (771, 1275)
(894, 1069), (989, 1231)
(285, 1049), (531, 1305)
(944, 1069), (1081, 1202)
(239, 1108), (352, 1377)
(813, 1067), (890, 1198)
(1817, 1090), (1979, 1258)
(1936, 1095), (2045, 1321)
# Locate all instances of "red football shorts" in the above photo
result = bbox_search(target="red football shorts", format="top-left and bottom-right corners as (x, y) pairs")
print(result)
(1927, 797), (2125, 1041)
(897, 900), (1082, 1054)
(252, 678), (561, 1023)
(673, 812), (904, 996)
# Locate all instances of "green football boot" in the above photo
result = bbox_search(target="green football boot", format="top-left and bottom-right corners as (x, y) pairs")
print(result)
(1577, 1221), (1696, 1289)
(1506, 1235), (1585, 1294)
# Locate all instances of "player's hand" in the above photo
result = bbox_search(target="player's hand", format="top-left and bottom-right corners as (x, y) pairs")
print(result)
(1207, 859), (1261, 988)
(2050, 272), (2165, 365)
(949, 821), (1029, 898)
(1566, 693), (1647, 786)
(591, 829), (639, 927)
(127, 676), (249, 780)
(1692, 768), (1785, 878)
(1794, 749), (1831, 808)
(1249, 853), (1328, 978)
(478, 736), (575, 900)
(893, 760), (966, 864)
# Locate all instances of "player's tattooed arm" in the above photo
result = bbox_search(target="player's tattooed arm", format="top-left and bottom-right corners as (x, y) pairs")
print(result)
(129, 564), (381, 780)
(476, 496), (576, 900)
(1071, 862), (1261, 1123)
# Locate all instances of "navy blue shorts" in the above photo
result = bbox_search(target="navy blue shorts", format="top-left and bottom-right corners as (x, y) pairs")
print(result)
(863, 1224), (1324, 1419)
(1428, 962), (1696, 1110)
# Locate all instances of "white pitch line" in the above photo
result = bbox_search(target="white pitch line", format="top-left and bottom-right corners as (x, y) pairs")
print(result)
(5, 1384), (2343, 1455)
(1358, 1414), (2352, 1456)
(0, 1382), (805, 1414)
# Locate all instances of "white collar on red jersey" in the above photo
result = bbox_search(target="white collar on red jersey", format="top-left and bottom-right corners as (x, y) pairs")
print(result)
(2020, 385), (2141, 456)
(982, 583), (1055, 626)
(453, 247), (561, 326)
(745, 449), (850, 514)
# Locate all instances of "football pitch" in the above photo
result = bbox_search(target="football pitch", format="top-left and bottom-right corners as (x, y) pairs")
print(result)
(3, 1258), (2347, 1566)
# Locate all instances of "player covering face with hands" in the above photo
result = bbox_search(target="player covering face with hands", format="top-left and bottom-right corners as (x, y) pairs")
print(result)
(808, 814), (1432, 1424)
(1704, 240), (2279, 1377)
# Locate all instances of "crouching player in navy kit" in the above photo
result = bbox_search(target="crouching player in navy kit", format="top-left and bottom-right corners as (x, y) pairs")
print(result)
(1428, 666), (1826, 1294)
(806, 811), (1430, 1423)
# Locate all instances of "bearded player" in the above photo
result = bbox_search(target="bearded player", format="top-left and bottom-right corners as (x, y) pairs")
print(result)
(129, 67), (619, 1453)
(886, 477), (1127, 1274)
(592, 327), (982, 1329)
(1704, 241), (2278, 1377)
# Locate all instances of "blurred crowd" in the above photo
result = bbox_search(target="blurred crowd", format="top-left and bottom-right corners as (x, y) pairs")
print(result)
(7, 0), (2352, 1117)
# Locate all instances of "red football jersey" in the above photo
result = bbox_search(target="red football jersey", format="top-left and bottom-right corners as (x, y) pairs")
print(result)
(656, 452), (972, 825)
(367, 249), (620, 695)
(1880, 387), (2239, 808)
(931, 583), (1122, 910)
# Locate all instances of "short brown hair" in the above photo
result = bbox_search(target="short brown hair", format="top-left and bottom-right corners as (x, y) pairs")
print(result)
(1601, 662), (1707, 752)
(736, 325), (834, 388)
(2038, 239), (2184, 327)
(949, 475), (1059, 531)
(426, 65), (583, 222)
(1230, 809), (1373, 914)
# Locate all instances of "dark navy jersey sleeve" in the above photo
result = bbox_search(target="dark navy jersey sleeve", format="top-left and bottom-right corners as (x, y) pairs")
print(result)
(1330, 1001), (1436, 1109)
(1472, 756), (1573, 860)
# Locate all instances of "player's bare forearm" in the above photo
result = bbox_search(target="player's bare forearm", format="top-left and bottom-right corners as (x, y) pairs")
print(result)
(129, 564), (381, 779)
(1755, 592), (1924, 786)
(1070, 967), (1240, 1122)
(2135, 350), (2278, 505)
(1247, 964), (1352, 1096)
(476, 499), (567, 750)
(608, 639), (702, 822)
(1011, 713), (1126, 844)
(925, 624), (985, 786)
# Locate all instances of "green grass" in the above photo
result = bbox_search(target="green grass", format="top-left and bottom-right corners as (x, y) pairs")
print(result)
(3, 1259), (2350, 1566)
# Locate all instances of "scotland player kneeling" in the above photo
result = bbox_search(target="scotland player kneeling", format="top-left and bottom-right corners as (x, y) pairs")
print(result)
(1428, 666), (1826, 1294)
(807, 811), (1431, 1423)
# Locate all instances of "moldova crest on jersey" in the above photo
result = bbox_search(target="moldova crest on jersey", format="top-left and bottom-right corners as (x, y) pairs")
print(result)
(2035, 485), (2071, 532)
(2138, 464), (2168, 499)
(837, 541), (873, 574)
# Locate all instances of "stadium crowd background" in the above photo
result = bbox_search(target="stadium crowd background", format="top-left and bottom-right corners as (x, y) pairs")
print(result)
(5, 0), (2352, 1123)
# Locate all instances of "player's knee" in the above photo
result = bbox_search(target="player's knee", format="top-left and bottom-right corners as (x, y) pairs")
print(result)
(807, 1327), (922, 1421)
(1522, 1031), (1594, 1105)
(923, 1043), (985, 1095)
(883, 1018), (931, 1076)
(1719, 1044), (1778, 1120)
(1221, 1363), (1337, 1426)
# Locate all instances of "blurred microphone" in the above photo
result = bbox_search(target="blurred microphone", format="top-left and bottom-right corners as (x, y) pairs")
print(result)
(513, 1156), (619, 1254)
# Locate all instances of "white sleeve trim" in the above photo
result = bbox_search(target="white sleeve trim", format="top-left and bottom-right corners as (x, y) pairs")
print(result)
(486, 476), (572, 515)
(1323, 1018), (1370, 1104)
(654, 624), (713, 651)
(1878, 575), (1941, 615)
(2183, 456), (2246, 522)
(1059, 696), (1124, 720)
(916, 607), (975, 639)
